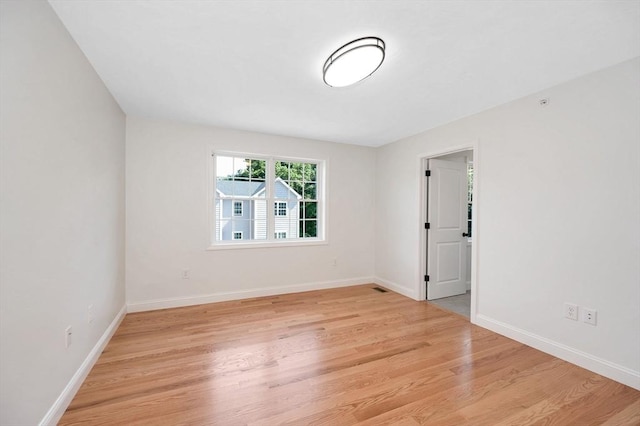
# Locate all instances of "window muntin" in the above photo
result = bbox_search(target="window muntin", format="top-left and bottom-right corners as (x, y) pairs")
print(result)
(212, 154), (322, 245)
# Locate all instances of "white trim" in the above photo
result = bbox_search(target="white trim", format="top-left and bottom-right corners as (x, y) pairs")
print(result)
(374, 276), (420, 300)
(207, 238), (327, 250)
(210, 151), (326, 246)
(39, 305), (127, 426)
(475, 314), (640, 391)
(127, 277), (375, 313)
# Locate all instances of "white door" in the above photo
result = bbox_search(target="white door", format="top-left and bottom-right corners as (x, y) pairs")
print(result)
(426, 159), (468, 300)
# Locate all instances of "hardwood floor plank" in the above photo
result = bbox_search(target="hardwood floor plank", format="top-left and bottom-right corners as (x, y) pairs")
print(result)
(601, 399), (640, 426)
(59, 285), (640, 425)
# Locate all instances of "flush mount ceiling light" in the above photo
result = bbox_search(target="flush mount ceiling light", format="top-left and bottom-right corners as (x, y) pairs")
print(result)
(323, 37), (385, 87)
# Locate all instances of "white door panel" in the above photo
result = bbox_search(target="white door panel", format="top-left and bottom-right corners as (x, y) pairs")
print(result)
(427, 159), (467, 300)
(436, 242), (461, 282)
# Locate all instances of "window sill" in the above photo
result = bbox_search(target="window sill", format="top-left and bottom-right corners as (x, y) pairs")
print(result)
(207, 239), (327, 251)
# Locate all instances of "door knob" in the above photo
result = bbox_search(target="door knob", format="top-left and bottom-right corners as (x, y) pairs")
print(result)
(462, 232), (470, 237)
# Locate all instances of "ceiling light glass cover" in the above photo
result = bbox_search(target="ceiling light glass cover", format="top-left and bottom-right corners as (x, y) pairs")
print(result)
(323, 37), (385, 87)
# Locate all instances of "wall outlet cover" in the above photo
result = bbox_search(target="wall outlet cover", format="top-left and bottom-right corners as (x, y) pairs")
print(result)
(583, 308), (597, 325)
(564, 303), (578, 321)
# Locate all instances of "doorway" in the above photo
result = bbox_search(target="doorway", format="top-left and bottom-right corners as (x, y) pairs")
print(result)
(422, 149), (474, 319)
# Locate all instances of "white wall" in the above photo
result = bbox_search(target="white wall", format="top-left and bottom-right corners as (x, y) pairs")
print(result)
(126, 117), (375, 310)
(0, 1), (126, 424)
(375, 58), (640, 388)
(2, 6), (637, 424)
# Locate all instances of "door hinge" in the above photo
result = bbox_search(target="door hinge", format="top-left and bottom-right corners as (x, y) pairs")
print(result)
(424, 222), (430, 229)
(425, 170), (431, 177)
(424, 275), (430, 282)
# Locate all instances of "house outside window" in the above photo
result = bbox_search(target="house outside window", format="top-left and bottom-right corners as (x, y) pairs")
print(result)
(233, 231), (242, 240)
(212, 153), (323, 246)
(233, 201), (243, 217)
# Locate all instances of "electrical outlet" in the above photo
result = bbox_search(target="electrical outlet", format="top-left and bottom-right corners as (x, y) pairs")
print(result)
(65, 326), (72, 348)
(564, 303), (578, 321)
(88, 304), (94, 324)
(583, 308), (597, 326)
(182, 269), (190, 280)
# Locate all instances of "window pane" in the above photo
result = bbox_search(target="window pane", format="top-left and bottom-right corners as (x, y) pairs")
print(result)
(303, 183), (316, 200)
(215, 191), (267, 242)
(248, 159), (266, 181)
(275, 161), (289, 180)
(290, 181), (303, 198)
(216, 156), (266, 198)
(288, 162), (304, 182)
(301, 202), (317, 219)
(303, 163), (317, 182)
(216, 156), (234, 179)
(254, 200), (267, 239)
(300, 220), (317, 238)
(233, 157), (248, 177)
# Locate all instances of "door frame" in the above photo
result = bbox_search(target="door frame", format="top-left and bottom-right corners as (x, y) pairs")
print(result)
(418, 142), (478, 322)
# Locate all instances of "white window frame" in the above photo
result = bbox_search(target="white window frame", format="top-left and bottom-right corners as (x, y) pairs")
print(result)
(275, 232), (287, 239)
(209, 151), (326, 250)
(233, 200), (243, 217)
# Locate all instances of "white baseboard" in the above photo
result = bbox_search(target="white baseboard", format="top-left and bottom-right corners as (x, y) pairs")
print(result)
(127, 277), (376, 313)
(39, 305), (127, 426)
(374, 276), (419, 300)
(475, 314), (640, 391)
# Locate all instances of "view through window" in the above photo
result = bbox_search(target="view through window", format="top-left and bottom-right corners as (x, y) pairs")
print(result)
(213, 154), (321, 244)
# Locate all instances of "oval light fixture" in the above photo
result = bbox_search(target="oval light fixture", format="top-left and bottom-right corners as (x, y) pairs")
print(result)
(323, 37), (385, 87)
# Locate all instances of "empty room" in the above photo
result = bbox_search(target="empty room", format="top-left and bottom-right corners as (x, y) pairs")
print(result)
(1, 1), (639, 424)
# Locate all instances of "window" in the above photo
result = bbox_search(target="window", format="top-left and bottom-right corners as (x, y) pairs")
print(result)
(212, 153), (323, 246)
(274, 201), (287, 216)
(213, 155), (266, 242)
(275, 160), (318, 239)
(233, 201), (243, 217)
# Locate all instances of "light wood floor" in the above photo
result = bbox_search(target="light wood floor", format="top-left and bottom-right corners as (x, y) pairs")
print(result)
(60, 285), (640, 425)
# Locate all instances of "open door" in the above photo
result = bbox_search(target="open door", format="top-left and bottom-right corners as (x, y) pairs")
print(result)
(426, 158), (468, 300)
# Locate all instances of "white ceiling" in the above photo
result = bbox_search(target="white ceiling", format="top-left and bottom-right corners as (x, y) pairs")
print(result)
(48, 0), (640, 147)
